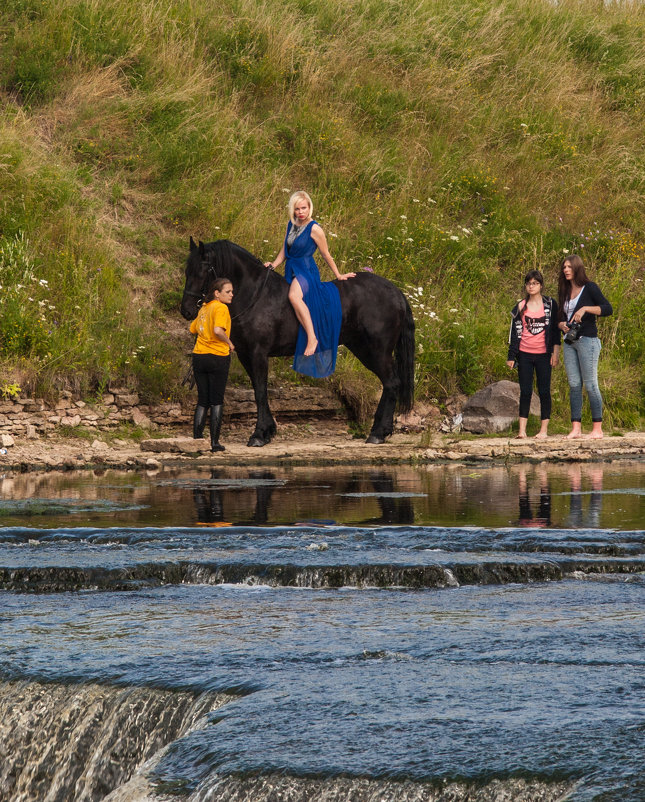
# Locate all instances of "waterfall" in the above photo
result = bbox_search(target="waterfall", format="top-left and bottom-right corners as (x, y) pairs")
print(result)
(188, 774), (576, 801)
(0, 680), (230, 802)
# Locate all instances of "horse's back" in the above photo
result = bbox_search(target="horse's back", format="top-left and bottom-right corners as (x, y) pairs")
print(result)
(337, 272), (410, 344)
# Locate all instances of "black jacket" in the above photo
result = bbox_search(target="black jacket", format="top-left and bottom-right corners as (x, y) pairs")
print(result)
(507, 295), (561, 363)
(561, 281), (612, 339)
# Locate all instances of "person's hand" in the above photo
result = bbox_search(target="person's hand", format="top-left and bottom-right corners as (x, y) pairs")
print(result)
(264, 261), (274, 270)
(229, 342), (235, 352)
(337, 272), (356, 280)
(506, 360), (515, 369)
(559, 321), (570, 332)
(550, 354), (559, 367)
(571, 307), (586, 323)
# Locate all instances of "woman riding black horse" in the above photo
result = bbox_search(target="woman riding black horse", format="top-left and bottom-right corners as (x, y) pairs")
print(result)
(181, 237), (414, 446)
(263, 190), (355, 377)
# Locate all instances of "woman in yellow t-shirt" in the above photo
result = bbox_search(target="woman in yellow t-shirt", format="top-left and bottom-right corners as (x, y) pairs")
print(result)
(189, 278), (235, 452)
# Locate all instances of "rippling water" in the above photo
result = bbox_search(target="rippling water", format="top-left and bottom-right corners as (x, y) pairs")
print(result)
(1, 461), (643, 801)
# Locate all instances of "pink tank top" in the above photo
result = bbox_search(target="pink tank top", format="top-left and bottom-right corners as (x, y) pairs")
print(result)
(519, 300), (547, 354)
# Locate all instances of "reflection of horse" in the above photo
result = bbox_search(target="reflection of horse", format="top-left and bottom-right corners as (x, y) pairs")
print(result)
(180, 238), (415, 446)
(193, 471), (278, 526)
(343, 471), (415, 525)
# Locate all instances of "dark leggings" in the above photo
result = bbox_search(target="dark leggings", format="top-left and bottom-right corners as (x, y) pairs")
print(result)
(517, 351), (552, 420)
(193, 353), (230, 406)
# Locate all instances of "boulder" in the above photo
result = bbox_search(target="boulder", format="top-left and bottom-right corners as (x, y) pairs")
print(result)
(462, 380), (539, 434)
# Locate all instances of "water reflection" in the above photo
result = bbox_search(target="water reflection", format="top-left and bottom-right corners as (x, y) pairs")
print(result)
(193, 470), (277, 527)
(565, 464), (603, 529)
(0, 460), (643, 530)
(516, 465), (551, 528)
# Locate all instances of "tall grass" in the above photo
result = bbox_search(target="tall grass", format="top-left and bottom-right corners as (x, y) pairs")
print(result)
(0, 0), (643, 423)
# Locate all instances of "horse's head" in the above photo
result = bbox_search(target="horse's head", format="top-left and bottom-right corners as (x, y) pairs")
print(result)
(180, 237), (211, 320)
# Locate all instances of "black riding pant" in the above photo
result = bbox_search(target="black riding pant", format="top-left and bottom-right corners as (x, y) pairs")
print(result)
(193, 353), (231, 406)
(517, 351), (552, 420)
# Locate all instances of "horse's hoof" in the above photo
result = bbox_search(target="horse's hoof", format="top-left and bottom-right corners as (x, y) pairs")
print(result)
(365, 434), (385, 445)
(247, 436), (266, 447)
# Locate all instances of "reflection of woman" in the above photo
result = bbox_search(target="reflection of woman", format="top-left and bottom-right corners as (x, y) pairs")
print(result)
(516, 466), (551, 528)
(507, 270), (560, 439)
(566, 464), (603, 529)
(190, 278), (235, 452)
(558, 255), (612, 439)
(264, 190), (355, 377)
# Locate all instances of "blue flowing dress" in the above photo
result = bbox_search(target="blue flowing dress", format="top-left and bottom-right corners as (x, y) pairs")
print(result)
(284, 220), (342, 378)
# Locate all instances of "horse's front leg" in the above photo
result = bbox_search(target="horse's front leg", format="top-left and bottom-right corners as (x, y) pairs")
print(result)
(236, 350), (277, 447)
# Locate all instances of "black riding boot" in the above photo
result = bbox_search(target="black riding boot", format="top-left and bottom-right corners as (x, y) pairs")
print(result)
(193, 405), (208, 439)
(209, 404), (225, 452)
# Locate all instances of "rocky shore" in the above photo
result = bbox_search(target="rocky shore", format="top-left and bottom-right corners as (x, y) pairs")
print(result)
(1, 420), (644, 472)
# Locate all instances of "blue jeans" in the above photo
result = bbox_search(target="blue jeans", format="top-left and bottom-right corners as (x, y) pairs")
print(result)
(562, 336), (603, 422)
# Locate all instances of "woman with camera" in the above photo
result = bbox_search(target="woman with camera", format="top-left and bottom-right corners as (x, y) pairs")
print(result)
(558, 254), (612, 439)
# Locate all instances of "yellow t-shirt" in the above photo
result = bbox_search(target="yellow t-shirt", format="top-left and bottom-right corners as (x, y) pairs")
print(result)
(190, 300), (231, 356)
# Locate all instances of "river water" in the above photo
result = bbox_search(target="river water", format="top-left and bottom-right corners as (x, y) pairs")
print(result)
(1, 460), (643, 801)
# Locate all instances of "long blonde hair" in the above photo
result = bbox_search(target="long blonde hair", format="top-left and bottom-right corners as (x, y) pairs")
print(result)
(288, 190), (313, 224)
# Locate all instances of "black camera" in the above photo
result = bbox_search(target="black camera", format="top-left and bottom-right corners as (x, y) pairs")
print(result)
(564, 320), (582, 344)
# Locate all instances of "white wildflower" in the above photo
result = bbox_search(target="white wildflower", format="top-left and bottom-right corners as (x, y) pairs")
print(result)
(450, 235), (459, 241)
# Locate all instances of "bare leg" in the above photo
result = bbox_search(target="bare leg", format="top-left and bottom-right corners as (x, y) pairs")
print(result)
(567, 421), (583, 439)
(288, 279), (318, 356)
(516, 416), (528, 438)
(585, 421), (603, 439)
(534, 419), (549, 439)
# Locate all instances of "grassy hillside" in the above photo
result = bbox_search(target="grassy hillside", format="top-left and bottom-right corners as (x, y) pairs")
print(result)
(1, 0), (644, 428)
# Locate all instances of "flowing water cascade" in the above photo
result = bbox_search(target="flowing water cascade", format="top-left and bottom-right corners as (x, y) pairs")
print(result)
(1, 464), (644, 801)
(0, 681), (230, 802)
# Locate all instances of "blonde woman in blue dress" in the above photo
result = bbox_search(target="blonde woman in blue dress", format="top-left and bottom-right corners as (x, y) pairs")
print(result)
(264, 191), (355, 377)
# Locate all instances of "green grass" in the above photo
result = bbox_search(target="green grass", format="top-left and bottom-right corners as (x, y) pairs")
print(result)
(0, 0), (644, 426)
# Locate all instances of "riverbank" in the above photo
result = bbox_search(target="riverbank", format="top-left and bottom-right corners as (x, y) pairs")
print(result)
(1, 421), (644, 472)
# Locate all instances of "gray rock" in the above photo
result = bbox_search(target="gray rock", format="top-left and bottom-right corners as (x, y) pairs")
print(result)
(462, 380), (539, 434)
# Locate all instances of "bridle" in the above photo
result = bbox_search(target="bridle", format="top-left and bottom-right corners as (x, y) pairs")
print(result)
(186, 250), (271, 321)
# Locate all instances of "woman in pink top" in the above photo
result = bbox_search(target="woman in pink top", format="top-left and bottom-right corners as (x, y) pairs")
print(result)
(507, 270), (561, 438)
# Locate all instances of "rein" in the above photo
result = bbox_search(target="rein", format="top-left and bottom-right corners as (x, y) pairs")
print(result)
(196, 252), (271, 321)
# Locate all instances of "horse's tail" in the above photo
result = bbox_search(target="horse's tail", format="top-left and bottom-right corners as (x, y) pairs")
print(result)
(395, 298), (415, 414)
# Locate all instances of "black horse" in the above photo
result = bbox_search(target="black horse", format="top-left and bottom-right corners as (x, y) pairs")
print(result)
(180, 238), (415, 446)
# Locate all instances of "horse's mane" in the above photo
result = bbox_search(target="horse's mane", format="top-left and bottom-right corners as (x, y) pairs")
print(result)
(207, 239), (267, 275)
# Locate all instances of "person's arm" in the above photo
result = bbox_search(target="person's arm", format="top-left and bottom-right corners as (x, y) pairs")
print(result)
(213, 326), (235, 351)
(264, 244), (285, 270)
(310, 224), (355, 280)
(551, 344), (560, 367)
(507, 304), (520, 366)
(550, 299), (562, 351)
(571, 283), (612, 322)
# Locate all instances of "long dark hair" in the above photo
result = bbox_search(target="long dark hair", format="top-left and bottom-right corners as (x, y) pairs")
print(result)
(520, 270), (544, 318)
(204, 277), (232, 303)
(558, 254), (588, 320)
